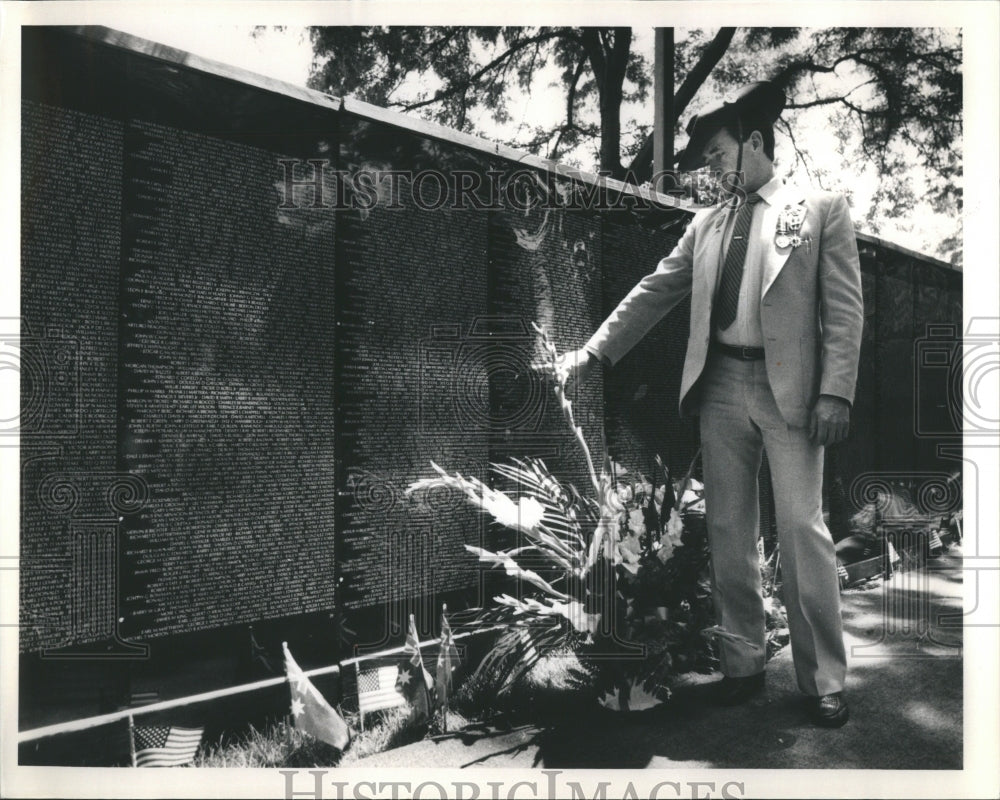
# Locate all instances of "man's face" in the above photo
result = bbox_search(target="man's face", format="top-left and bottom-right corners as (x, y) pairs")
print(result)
(700, 127), (743, 181)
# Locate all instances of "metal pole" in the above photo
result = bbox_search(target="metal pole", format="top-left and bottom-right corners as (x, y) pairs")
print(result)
(653, 28), (675, 193)
(127, 714), (137, 767)
(441, 604), (449, 734)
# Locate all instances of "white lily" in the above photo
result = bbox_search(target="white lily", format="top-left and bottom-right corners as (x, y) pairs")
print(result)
(627, 508), (646, 536)
(665, 507), (684, 546)
(476, 486), (546, 535)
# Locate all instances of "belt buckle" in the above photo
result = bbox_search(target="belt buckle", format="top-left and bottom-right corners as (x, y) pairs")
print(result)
(739, 346), (754, 360)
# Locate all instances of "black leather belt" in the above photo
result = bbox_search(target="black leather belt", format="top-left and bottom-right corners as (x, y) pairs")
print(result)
(712, 341), (765, 361)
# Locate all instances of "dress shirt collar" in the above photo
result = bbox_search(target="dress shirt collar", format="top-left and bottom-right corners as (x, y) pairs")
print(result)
(718, 174), (784, 214)
(753, 174), (784, 205)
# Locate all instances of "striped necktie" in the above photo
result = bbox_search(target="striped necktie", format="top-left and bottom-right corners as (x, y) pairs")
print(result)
(713, 192), (763, 331)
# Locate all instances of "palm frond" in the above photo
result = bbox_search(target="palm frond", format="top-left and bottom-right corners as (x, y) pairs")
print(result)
(493, 593), (600, 633)
(489, 459), (588, 552)
(472, 621), (573, 695)
(531, 532), (580, 571)
(464, 545), (570, 601)
(493, 457), (568, 503)
(492, 459), (583, 518)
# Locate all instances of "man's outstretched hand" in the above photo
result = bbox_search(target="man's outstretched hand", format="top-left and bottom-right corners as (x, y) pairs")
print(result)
(558, 348), (600, 394)
(810, 394), (851, 446)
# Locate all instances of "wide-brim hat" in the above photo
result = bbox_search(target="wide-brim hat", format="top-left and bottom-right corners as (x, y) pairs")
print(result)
(674, 81), (786, 171)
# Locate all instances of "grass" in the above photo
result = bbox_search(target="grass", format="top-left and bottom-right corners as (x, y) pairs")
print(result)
(337, 707), (471, 767)
(192, 706), (472, 768)
(194, 719), (337, 768)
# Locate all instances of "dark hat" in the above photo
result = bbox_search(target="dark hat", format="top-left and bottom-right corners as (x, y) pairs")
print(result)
(674, 81), (786, 171)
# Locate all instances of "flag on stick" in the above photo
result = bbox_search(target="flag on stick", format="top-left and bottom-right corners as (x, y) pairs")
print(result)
(396, 614), (433, 722)
(132, 723), (203, 767)
(282, 642), (352, 750)
(435, 604), (461, 731)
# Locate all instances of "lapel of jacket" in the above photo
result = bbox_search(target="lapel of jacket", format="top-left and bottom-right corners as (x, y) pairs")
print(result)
(694, 202), (731, 298)
(761, 183), (807, 298)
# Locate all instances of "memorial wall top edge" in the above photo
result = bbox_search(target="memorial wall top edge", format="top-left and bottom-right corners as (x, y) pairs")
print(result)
(55, 25), (693, 213)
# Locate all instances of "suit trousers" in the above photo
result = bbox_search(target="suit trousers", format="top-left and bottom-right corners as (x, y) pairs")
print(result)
(697, 350), (847, 697)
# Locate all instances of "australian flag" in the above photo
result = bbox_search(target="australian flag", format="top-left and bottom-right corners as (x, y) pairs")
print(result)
(395, 614), (433, 721)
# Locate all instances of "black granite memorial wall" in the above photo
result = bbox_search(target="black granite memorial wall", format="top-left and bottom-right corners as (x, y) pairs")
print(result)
(20, 27), (346, 654)
(333, 112), (494, 628)
(20, 99), (123, 652)
(485, 192), (606, 488)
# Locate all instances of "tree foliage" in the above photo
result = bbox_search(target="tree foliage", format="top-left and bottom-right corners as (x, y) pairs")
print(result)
(307, 27), (650, 179)
(304, 25), (962, 262)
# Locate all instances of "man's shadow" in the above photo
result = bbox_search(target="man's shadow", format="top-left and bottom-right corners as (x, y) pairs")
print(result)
(444, 678), (812, 770)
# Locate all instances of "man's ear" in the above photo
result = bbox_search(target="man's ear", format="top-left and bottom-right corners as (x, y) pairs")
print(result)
(749, 130), (764, 153)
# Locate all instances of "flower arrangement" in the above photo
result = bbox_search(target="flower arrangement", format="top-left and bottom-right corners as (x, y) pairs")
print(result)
(406, 324), (760, 713)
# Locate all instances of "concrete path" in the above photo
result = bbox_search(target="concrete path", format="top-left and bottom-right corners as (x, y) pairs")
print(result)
(354, 549), (963, 770)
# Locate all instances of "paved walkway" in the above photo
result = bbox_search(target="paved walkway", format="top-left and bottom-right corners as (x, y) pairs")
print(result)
(355, 549), (963, 770)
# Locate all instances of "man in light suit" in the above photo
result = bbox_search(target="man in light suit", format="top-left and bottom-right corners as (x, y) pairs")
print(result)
(564, 82), (863, 727)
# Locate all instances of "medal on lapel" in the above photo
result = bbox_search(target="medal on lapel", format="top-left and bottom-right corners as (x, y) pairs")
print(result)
(776, 203), (806, 249)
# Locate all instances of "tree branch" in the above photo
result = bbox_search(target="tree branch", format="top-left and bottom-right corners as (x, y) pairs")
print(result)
(420, 30), (460, 60)
(785, 79), (878, 110)
(579, 28), (606, 92)
(511, 122), (596, 155)
(392, 29), (577, 112)
(770, 58), (838, 88)
(627, 27), (736, 177)
(609, 27), (632, 88)
(673, 27), (737, 120)
(551, 57), (589, 160)
(776, 117), (822, 188)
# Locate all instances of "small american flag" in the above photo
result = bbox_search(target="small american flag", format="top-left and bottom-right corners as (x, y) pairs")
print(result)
(357, 664), (405, 714)
(132, 724), (203, 767)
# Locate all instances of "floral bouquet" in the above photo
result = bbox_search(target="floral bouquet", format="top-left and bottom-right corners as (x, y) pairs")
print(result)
(406, 324), (753, 713)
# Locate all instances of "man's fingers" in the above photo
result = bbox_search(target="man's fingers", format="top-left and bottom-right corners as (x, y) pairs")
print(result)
(810, 398), (851, 446)
(813, 415), (833, 446)
(819, 417), (849, 446)
(827, 416), (847, 445)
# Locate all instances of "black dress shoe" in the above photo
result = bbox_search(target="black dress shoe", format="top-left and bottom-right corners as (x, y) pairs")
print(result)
(712, 672), (766, 706)
(807, 692), (849, 728)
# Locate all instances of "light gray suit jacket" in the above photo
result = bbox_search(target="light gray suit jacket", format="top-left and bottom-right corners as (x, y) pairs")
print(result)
(586, 182), (864, 428)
